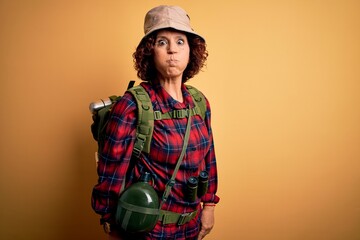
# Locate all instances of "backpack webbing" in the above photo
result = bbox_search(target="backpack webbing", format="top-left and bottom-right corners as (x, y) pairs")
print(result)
(127, 84), (206, 159)
(127, 86), (154, 158)
(186, 85), (206, 120)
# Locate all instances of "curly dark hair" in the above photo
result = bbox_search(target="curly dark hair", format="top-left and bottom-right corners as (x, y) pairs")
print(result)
(133, 29), (208, 83)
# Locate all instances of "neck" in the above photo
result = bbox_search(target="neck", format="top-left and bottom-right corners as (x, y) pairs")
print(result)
(158, 77), (183, 102)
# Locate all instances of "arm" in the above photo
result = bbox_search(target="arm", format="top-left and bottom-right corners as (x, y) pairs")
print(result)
(199, 98), (220, 239)
(200, 97), (220, 204)
(91, 92), (137, 224)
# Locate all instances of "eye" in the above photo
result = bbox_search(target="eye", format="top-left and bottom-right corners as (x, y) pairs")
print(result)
(177, 39), (185, 45)
(156, 39), (167, 46)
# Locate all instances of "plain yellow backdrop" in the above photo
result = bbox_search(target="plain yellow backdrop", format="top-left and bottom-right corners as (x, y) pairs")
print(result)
(1, 0), (359, 239)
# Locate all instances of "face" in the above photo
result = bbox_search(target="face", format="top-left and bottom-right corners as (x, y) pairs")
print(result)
(153, 29), (190, 81)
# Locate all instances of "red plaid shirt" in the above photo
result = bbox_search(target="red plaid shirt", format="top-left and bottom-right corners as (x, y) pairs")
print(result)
(91, 81), (219, 239)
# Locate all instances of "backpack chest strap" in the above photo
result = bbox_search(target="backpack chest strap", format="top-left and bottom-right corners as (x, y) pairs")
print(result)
(154, 107), (201, 120)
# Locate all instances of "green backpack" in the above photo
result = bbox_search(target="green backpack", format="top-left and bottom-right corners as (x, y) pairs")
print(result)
(89, 80), (207, 158)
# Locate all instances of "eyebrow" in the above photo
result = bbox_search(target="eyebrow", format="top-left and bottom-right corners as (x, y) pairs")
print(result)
(156, 34), (186, 39)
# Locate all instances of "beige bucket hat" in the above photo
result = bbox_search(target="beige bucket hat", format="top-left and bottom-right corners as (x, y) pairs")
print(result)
(140, 5), (205, 44)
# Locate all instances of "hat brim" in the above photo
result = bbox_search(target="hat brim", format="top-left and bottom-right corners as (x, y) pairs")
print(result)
(138, 24), (205, 48)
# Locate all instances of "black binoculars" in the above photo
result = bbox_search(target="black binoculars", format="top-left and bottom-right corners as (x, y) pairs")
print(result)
(185, 171), (209, 202)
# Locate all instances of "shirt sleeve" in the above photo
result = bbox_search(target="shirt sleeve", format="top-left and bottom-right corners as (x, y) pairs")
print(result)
(201, 97), (220, 204)
(91, 92), (137, 224)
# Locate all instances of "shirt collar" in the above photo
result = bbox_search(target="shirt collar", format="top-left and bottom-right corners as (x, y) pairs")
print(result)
(141, 81), (194, 113)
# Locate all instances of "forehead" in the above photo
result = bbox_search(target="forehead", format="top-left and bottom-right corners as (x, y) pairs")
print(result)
(156, 29), (187, 38)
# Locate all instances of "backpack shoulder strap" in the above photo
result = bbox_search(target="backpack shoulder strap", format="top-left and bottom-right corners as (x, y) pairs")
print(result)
(126, 85), (154, 158)
(186, 85), (207, 120)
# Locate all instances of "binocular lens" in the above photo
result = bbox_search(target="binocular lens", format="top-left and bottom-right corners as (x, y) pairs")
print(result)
(199, 171), (208, 181)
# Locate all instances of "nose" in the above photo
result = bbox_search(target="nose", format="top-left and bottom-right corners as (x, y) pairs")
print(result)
(167, 41), (178, 53)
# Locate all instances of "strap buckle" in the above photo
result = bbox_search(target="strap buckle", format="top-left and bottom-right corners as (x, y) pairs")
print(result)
(167, 179), (175, 187)
(154, 110), (162, 120)
(177, 212), (192, 225)
(132, 134), (146, 158)
(159, 210), (198, 225)
(172, 109), (188, 119)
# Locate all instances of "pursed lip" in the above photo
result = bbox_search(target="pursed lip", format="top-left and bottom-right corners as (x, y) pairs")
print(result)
(166, 59), (178, 62)
(166, 59), (178, 66)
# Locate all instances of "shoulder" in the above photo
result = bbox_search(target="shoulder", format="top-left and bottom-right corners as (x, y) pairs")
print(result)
(111, 91), (138, 115)
(112, 82), (156, 114)
(186, 84), (212, 113)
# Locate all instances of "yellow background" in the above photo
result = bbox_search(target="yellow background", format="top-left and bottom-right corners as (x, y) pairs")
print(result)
(1, 0), (359, 239)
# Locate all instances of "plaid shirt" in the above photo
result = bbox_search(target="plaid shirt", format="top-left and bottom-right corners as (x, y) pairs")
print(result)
(91, 81), (219, 239)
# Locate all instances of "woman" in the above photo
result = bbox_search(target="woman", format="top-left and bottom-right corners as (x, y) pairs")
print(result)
(92, 5), (220, 240)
